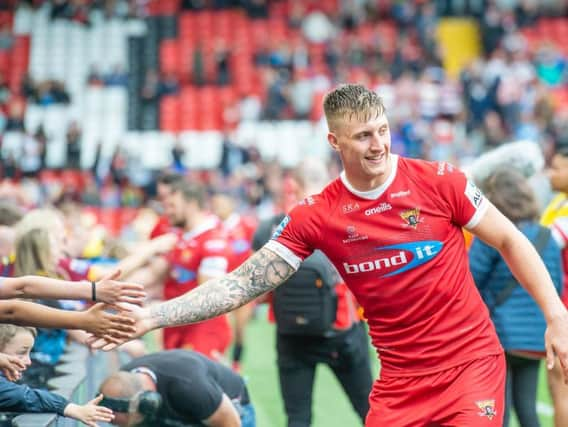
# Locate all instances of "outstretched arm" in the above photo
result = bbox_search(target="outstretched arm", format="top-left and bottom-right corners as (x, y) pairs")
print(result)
(0, 300), (135, 339)
(91, 246), (296, 350)
(149, 246), (295, 328)
(0, 270), (146, 305)
(472, 203), (568, 379)
(90, 234), (178, 282)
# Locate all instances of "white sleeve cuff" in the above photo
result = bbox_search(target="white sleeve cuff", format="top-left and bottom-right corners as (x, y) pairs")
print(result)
(464, 197), (489, 230)
(265, 240), (302, 271)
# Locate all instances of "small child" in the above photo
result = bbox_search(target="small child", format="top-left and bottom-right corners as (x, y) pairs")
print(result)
(0, 324), (114, 426)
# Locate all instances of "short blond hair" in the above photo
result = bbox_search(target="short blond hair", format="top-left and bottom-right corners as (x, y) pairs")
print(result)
(323, 84), (386, 131)
(0, 324), (36, 352)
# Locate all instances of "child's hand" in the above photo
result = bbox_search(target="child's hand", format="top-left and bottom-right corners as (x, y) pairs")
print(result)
(63, 394), (114, 427)
(0, 353), (25, 382)
(95, 269), (147, 306)
(82, 303), (136, 339)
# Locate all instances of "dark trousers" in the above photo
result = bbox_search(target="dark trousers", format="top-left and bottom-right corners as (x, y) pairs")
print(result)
(276, 323), (373, 427)
(504, 353), (541, 427)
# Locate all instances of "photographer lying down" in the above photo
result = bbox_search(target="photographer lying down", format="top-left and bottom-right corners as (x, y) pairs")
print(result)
(99, 349), (255, 427)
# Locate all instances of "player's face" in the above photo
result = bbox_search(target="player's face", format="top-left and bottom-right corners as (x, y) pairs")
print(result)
(549, 154), (568, 193)
(164, 191), (186, 227)
(210, 194), (234, 220)
(157, 183), (177, 220)
(328, 112), (392, 191)
(157, 183), (172, 205)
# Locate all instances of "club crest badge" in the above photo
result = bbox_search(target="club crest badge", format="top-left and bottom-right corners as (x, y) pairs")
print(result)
(476, 400), (497, 420)
(400, 208), (421, 229)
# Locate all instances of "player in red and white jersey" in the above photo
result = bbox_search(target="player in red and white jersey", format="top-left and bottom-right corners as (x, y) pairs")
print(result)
(211, 193), (257, 371)
(210, 194), (257, 272)
(270, 155), (499, 376)
(135, 180), (233, 360)
(92, 85), (568, 427)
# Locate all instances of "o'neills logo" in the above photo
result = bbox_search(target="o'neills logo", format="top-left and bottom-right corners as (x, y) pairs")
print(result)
(342, 241), (443, 277)
(365, 202), (392, 216)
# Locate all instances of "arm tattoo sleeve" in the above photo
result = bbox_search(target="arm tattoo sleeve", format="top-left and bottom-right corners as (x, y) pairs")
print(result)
(150, 246), (296, 328)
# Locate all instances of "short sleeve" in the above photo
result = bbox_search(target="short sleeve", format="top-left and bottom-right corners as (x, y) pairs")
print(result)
(435, 163), (489, 229)
(266, 200), (321, 269)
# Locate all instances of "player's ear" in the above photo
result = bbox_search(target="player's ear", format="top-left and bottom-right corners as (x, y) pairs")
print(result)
(327, 132), (340, 152)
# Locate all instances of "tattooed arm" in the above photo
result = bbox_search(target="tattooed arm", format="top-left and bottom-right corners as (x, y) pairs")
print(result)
(89, 246), (296, 350)
(150, 246), (295, 328)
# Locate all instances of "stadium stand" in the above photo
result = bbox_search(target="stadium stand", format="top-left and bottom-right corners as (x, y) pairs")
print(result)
(0, 2), (567, 422)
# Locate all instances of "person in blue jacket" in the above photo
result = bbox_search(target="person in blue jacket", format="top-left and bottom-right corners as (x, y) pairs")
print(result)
(0, 323), (114, 426)
(469, 167), (563, 427)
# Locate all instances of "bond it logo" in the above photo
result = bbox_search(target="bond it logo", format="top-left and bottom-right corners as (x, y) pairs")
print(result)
(271, 215), (290, 239)
(342, 241), (443, 277)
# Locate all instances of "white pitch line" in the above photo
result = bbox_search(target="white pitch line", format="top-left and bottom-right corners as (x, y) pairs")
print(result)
(537, 401), (554, 417)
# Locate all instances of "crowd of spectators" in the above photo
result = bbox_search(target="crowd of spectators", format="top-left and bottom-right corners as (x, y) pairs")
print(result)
(0, 0), (566, 215)
(0, 3), (567, 424)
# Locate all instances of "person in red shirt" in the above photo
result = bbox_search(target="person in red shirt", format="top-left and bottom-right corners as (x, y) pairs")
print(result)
(135, 180), (233, 360)
(210, 192), (257, 372)
(93, 84), (568, 427)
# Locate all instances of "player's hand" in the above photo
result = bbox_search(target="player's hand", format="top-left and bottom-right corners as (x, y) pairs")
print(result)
(87, 303), (153, 351)
(0, 353), (25, 382)
(545, 310), (568, 383)
(95, 270), (147, 306)
(81, 303), (137, 339)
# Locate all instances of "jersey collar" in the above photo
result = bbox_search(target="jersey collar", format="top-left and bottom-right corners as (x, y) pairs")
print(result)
(340, 154), (399, 200)
(223, 212), (241, 231)
(182, 215), (219, 240)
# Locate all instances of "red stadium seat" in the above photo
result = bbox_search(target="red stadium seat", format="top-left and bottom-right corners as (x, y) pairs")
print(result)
(160, 39), (179, 75)
(158, 0), (180, 15)
(39, 169), (60, 184)
(0, 11), (13, 28)
(0, 50), (10, 75)
(146, 0), (161, 16)
(160, 96), (180, 132)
